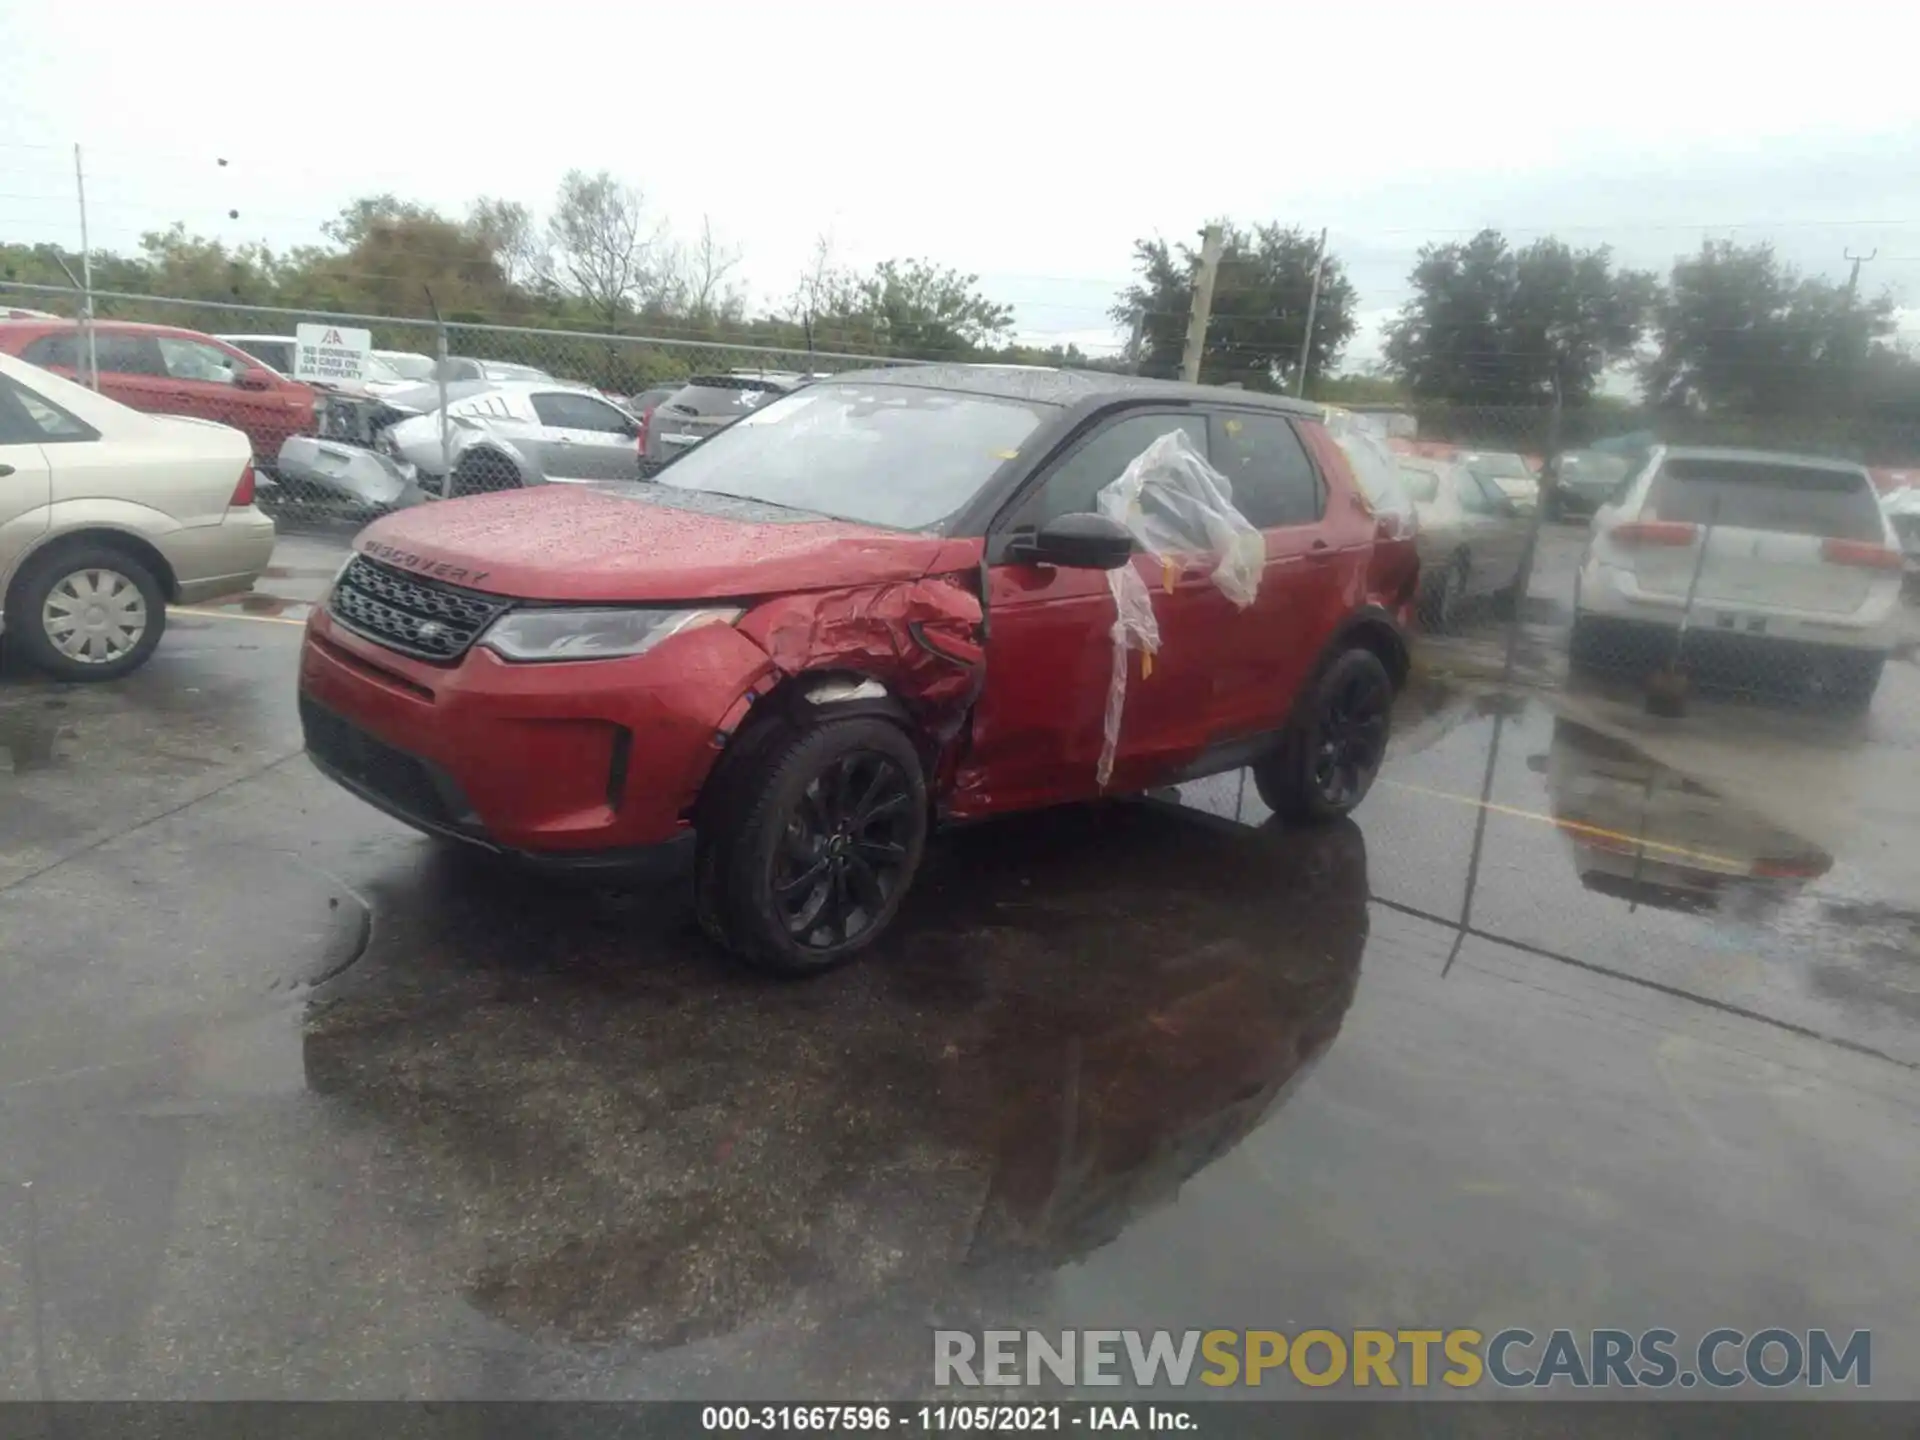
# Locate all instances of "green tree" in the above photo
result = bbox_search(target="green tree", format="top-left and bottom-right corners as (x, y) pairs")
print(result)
(1112, 223), (1356, 392)
(812, 258), (1013, 358)
(1384, 229), (1654, 404)
(1643, 239), (1897, 416)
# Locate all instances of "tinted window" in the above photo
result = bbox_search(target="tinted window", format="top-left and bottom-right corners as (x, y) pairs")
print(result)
(159, 336), (244, 383)
(1649, 457), (1884, 541)
(93, 334), (167, 377)
(532, 392), (633, 433)
(21, 334), (78, 368)
(1015, 412), (1208, 529)
(1462, 451), (1530, 480)
(664, 379), (786, 418)
(1208, 411), (1322, 527)
(0, 375), (95, 443)
(660, 382), (1045, 530)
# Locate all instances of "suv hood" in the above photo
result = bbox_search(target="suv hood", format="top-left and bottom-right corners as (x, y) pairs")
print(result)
(354, 484), (949, 601)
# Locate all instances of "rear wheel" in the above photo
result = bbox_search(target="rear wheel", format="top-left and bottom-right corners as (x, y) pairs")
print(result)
(11, 543), (167, 682)
(1253, 649), (1394, 824)
(695, 717), (929, 976)
(450, 449), (521, 498)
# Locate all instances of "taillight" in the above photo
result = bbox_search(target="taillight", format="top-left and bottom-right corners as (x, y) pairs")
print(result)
(1612, 520), (1698, 547)
(1820, 538), (1903, 570)
(230, 463), (256, 507)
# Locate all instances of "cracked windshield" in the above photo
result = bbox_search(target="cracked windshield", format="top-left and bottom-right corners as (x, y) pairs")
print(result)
(1, 2), (1916, 1433)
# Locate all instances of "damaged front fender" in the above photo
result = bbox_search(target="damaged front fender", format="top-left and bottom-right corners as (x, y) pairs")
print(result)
(734, 574), (986, 739)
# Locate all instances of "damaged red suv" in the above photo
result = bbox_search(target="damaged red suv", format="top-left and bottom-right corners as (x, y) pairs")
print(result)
(300, 367), (1416, 973)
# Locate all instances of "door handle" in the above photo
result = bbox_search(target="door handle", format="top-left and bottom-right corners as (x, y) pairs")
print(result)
(1305, 539), (1334, 562)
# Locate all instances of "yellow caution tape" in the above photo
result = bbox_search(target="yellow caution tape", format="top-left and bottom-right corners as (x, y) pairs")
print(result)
(1141, 651), (1154, 679)
(1162, 557), (1176, 593)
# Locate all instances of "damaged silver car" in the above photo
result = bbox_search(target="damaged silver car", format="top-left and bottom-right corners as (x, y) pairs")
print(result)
(275, 380), (645, 510)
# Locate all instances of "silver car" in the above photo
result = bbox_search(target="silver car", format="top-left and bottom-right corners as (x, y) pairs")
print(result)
(276, 380), (642, 505)
(0, 351), (275, 680)
(641, 372), (807, 470)
(1397, 456), (1533, 631)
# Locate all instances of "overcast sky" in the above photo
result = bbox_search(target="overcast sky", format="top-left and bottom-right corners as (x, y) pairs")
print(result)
(3, 0), (1917, 369)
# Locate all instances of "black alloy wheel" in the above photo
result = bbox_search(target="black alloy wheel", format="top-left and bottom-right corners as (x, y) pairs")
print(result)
(1253, 648), (1395, 823)
(695, 715), (930, 975)
(1310, 660), (1392, 810)
(773, 749), (917, 950)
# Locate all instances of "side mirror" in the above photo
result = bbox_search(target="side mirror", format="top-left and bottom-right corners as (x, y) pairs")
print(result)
(233, 370), (272, 392)
(1007, 512), (1135, 571)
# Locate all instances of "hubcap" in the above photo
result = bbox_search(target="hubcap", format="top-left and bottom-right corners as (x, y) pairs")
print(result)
(1312, 668), (1391, 807)
(772, 750), (915, 951)
(43, 567), (147, 664)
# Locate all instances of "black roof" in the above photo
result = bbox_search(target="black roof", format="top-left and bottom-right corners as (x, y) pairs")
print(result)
(824, 363), (1323, 414)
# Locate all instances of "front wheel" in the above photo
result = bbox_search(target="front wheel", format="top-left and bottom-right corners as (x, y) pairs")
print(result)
(695, 717), (930, 975)
(11, 544), (167, 681)
(1253, 648), (1394, 824)
(450, 450), (522, 498)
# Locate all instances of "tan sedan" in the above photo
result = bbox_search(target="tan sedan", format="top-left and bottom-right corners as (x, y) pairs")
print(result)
(0, 352), (274, 680)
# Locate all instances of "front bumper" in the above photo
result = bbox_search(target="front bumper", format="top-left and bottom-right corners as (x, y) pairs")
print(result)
(276, 435), (421, 508)
(297, 606), (778, 856)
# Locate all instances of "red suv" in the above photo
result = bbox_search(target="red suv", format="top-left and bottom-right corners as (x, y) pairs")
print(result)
(0, 319), (318, 464)
(299, 367), (1417, 973)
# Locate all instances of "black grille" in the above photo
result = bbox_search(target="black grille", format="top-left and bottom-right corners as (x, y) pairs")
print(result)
(328, 555), (508, 662)
(301, 697), (459, 830)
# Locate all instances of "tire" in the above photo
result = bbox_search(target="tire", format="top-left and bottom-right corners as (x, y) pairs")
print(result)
(9, 543), (167, 682)
(1418, 551), (1468, 633)
(450, 450), (522, 498)
(695, 716), (929, 976)
(1252, 648), (1394, 825)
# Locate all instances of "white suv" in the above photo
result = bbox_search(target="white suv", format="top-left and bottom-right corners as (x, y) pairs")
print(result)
(1571, 446), (1903, 707)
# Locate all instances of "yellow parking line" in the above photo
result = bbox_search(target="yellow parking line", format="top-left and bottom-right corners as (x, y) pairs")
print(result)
(168, 606), (309, 627)
(1378, 777), (1745, 870)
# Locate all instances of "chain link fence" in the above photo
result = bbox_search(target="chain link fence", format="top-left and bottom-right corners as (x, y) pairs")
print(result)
(0, 280), (924, 530)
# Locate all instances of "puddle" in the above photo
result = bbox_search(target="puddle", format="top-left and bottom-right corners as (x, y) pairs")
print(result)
(1533, 716), (1833, 916)
(298, 804), (1371, 1345)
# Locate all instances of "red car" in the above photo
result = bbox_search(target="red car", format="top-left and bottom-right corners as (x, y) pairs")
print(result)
(0, 319), (318, 465)
(299, 367), (1416, 973)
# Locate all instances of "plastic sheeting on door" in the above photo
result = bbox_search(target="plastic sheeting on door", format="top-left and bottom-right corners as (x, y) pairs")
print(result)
(1091, 428), (1263, 788)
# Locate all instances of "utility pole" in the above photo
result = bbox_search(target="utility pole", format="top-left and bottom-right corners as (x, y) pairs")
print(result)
(73, 144), (98, 390)
(1294, 226), (1328, 398)
(1179, 224), (1224, 384)
(1844, 248), (1876, 304)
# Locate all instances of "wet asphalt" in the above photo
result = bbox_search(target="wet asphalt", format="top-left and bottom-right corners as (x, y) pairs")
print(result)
(1, 527), (1918, 1401)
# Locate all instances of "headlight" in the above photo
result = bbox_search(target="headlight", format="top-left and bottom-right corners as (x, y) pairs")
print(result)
(480, 606), (741, 662)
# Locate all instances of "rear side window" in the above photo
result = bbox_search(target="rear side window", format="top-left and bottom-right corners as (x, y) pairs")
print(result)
(229, 338), (294, 372)
(0, 375), (96, 443)
(1208, 411), (1322, 527)
(1649, 457), (1884, 541)
(532, 392), (633, 433)
(664, 377), (785, 417)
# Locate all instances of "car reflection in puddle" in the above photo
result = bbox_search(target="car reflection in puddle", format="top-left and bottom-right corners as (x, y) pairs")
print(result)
(300, 800), (1368, 1349)
(1538, 716), (1833, 916)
